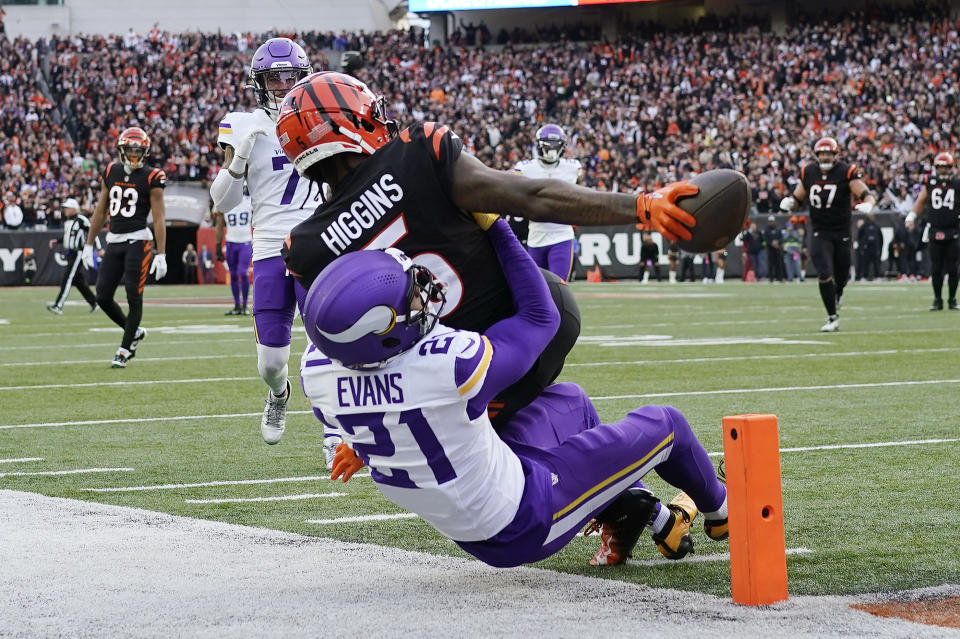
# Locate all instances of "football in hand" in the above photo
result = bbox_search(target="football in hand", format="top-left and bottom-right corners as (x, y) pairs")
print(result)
(675, 169), (751, 253)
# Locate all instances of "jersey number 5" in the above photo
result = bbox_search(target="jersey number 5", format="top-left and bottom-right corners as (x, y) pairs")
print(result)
(108, 185), (138, 217)
(337, 409), (457, 489)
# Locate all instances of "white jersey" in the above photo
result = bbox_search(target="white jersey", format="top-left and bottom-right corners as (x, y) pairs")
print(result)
(223, 194), (253, 244)
(217, 109), (317, 261)
(512, 158), (582, 247)
(301, 327), (525, 542)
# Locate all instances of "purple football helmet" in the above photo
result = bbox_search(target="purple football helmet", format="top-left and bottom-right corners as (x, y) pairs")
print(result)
(249, 38), (312, 120)
(303, 249), (446, 369)
(535, 124), (566, 165)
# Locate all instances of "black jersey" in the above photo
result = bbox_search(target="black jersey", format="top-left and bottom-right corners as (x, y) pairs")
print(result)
(922, 175), (960, 231)
(101, 161), (166, 235)
(800, 161), (862, 233)
(283, 122), (513, 333)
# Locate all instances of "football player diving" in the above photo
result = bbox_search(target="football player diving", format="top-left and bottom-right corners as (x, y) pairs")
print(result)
(277, 71), (716, 563)
(780, 136), (877, 332)
(209, 38), (319, 448)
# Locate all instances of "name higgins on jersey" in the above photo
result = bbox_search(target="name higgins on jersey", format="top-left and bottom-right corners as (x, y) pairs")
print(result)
(337, 372), (405, 408)
(321, 174), (404, 255)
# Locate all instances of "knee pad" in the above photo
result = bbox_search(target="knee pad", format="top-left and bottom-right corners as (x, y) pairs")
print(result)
(257, 344), (290, 386)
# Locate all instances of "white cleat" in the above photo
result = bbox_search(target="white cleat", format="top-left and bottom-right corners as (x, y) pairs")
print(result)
(324, 435), (343, 470)
(261, 380), (290, 445)
(820, 315), (840, 332)
(129, 327), (147, 358)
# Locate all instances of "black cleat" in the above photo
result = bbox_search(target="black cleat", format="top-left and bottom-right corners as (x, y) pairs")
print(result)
(585, 487), (659, 566)
(949, 299), (959, 311)
(930, 299), (944, 311)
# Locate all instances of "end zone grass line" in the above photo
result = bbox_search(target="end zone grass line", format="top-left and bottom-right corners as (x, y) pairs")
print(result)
(629, 547), (815, 568)
(0, 468), (134, 478)
(185, 493), (348, 504)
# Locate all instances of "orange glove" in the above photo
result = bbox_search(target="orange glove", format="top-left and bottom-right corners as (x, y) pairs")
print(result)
(636, 181), (698, 242)
(330, 441), (366, 483)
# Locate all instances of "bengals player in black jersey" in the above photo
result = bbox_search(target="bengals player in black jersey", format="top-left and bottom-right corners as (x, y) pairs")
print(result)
(909, 151), (960, 310)
(82, 127), (167, 368)
(276, 72), (710, 563)
(780, 136), (876, 331)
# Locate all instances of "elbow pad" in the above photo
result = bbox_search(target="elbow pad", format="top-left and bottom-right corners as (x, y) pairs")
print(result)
(210, 169), (243, 213)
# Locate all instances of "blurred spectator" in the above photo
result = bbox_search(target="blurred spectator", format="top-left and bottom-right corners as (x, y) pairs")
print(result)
(182, 243), (198, 284)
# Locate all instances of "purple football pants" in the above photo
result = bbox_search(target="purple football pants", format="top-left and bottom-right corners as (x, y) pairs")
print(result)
(527, 240), (575, 281)
(455, 382), (726, 568)
(226, 241), (252, 307)
(252, 256), (307, 347)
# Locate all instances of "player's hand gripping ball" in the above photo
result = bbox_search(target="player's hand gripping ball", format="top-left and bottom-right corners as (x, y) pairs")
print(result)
(675, 169), (751, 253)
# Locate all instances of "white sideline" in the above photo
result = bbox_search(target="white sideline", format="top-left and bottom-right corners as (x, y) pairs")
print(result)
(0, 354), (252, 367)
(86, 472), (371, 492)
(0, 376), (257, 392)
(566, 347), (960, 367)
(629, 547), (814, 568)
(185, 493), (347, 504)
(593, 378), (960, 401)
(305, 513), (419, 525)
(0, 457), (43, 464)
(0, 467), (134, 478)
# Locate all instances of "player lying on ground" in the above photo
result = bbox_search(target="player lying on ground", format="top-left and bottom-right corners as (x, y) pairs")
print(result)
(299, 218), (728, 567)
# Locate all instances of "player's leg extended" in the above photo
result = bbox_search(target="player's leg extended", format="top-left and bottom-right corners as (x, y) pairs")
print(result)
(118, 240), (150, 352)
(226, 242), (242, 309)
(945, 238), (959, 307)
(489, 269), (580, 429)
(811, 233), (838, 322)
(544, 240), (575, 282)
(929, 239), (946, 306)
(833, 234), (852, 303)
(253, 256), (297, 444)
(95, 243), (128, 329)
(73, 258), (98, 309)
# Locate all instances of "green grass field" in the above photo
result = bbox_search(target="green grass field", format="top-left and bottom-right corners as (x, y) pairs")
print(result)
(2, 280), (958, 597)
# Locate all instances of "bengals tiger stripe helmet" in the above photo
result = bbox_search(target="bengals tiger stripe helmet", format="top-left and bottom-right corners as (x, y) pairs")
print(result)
(118, 127), (150, 173)
(276, 71), (397, 177)
(813, 136), (840, 172)
(934, 151), (954, 179)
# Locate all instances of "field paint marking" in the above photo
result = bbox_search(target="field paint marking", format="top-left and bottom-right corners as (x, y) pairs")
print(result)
(704, 437), (960, 457)
(85, 472), (371, 492)
(593, 378), (960, 401)
(0, 457), (43, 464)
(629, 547), (813, 567)
(185, 493), (348, 504)
(0, 376), (259, 392)
(0, 354), (253, 368)
(0, 337), (253, 352)
(305, 513), (419, 525)
(0, 467), (134, 478)
(567, 347), (960, 368)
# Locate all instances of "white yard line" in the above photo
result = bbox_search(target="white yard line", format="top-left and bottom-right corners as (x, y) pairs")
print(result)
(0, 468), (134, 478)
(0, 376), (259, 392)
(305, 513), (419, 525)
(628, 547), (813, 567)
(0, 354), (253, 367)
(593, 378), (960, 401)
(85, 472), (371, 492)
(185, 493), (348, 504)
(0, 410), (311, 430)
(0, 457), (43, 464)
(566, 347), (960, 367)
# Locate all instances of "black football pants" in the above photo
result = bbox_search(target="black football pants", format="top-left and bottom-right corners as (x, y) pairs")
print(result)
(96, 239), (152, 351)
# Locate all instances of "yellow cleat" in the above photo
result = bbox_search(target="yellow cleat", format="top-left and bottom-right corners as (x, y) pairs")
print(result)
(652, 491), (698, 560)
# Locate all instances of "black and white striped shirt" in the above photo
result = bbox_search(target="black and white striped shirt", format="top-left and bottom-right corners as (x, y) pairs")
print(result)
(61, 215), (91, 253)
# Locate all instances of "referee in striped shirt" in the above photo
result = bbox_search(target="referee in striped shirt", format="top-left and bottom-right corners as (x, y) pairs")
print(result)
(47, 198), (98, 315)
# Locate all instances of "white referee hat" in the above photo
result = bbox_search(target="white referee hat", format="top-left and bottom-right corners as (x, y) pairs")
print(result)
(62, 198), (80, 210)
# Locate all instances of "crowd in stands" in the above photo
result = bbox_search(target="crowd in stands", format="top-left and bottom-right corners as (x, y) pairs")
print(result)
(1, 1), (956, 233)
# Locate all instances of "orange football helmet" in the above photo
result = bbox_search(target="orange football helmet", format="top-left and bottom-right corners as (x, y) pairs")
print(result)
(118, 127), (150, 172)
(276, 72), (396, 179)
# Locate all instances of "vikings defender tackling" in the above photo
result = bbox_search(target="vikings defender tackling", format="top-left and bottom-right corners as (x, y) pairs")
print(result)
(210, 38), (318, 445)
(512, 125), (581, 281)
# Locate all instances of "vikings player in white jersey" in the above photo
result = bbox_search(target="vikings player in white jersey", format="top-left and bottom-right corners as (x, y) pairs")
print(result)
(512, 124), (582, 280)
(214, 192), (253, 315)
(300, 220), (729, 568)
(210, 38), (318, 445)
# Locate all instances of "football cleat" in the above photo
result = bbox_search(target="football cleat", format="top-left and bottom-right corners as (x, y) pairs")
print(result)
(323, 435), (343, 470)
(820, 315), (839, 332)
(585, 487), (659, 566)
(89, 303), (98, 313)
(225, 306), (242, 316)
(261, 380), (291, 445)
(949, 299), (959, 311)
(652, 492), (698, 560)
(46, 303), (63, 315)
(241, 305), (249, 315)
(835, 291), (844, 310)
(929, 299), (943, 311)
(129, 328), (147, 358)
(110, 349), (130, 368)
(704, 460), (729, 541)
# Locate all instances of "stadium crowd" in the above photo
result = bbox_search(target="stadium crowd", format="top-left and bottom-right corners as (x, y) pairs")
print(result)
(0, 1), (955, 231)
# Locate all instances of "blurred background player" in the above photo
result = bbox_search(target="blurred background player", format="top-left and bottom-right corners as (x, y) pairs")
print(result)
(82, 127), (166, 368)
(512, 124), (581, 280)
(302, 220), (728, 568)
(781, 136), (876, 331)
(215, 189), (253, 315)
(209, 37), (317, 444)
(908, 151), (960, 310)
(638, 232), (660, 282)
(47, 197), (98, 315)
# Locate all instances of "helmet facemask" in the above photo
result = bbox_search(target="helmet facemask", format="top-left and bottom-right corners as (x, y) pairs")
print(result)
(252, 67), (312, 121)
(816, 151), (836, 173)
(119, 143), (147, 172)
(535, 124), (567, 166)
